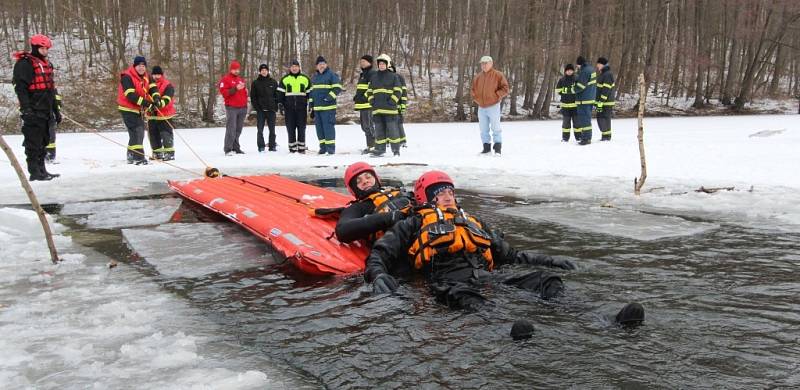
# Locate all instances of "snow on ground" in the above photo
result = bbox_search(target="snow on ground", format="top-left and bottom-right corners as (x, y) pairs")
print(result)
(0, 207), (313, 389)
(1, 114), (798, 231)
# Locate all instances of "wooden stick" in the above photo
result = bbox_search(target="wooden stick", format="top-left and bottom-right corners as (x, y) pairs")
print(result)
(634, 73), (648, 196)
(0, 134), (60, 264)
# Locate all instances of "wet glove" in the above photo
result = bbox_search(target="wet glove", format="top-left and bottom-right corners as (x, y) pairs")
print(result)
(383, 210), (405, 228)
(516, 251), (577, 270)
(372, 273), (399, 294)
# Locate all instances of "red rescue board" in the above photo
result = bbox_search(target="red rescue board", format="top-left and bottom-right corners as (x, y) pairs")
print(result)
(168, 174), (368, 276)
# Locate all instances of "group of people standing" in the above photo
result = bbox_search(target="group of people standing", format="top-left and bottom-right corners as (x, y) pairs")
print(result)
(217, 53), (409, 157)
(556, 56), (616, 145)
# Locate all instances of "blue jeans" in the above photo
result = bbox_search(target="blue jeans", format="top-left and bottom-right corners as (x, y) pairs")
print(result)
(478, 103), (502, 144)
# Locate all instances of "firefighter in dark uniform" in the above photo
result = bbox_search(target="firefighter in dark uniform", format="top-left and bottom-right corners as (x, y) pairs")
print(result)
(277, 60), (311, 154)
(12, 34), (61, 180)
(335, 162), (414, 246)
(573, 56), (597, 145)
(364, 170), (646, 327)
(556, 64), (578, 142)
(354, 55), (376, 154)
(45, 90), (62, 163)
(366, 54), (404, 157)
(595, 57), (616, 141)
(389, 64), (409, 147)
(147, 66), (176, 161)
(118, 56), (159, 165)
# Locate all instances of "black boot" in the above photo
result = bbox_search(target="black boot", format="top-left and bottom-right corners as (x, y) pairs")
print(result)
(493, 143), (502, 155)
(163, 151), (175, 161)
(615, 302), (645, 327)
(601, 134), (611, 141)
(45, 148), (56, 163)
(481, 143), (491, 154)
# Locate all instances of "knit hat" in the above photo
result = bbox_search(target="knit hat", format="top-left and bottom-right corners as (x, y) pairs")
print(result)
(576, 56), (586, 66)
(151, 66), (163, 75)
(425, 183), (455, 203)
(229, 60), (241, 71)
(361, 54), (374, 63)
(316, 56), (326, 64)
(597, 57), (608, 65)
(133, 56), (147, 66)
(259, 63), (269, 71)
(290, 59), (300, 66)
(564, 63), (575, 72)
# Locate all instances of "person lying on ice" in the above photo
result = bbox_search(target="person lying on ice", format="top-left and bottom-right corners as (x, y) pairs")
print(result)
(335, 162), (414, 245)
(364, 170), (645, 326)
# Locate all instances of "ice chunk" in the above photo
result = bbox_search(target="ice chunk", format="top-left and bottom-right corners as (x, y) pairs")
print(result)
(499, 203), (719, 241)
(61, 198), (182, 229)
(122, 223), (274, 278)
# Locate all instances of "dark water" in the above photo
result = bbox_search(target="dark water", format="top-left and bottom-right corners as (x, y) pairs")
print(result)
(57, 180), (800, 389)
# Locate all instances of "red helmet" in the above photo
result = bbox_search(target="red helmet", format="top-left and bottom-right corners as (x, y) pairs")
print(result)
(414, 170), (454, 204)
(344, 162), (379, 197)
(30, 34), (53, 49)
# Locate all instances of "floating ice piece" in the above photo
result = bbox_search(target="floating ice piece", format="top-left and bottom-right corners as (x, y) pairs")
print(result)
(499, 203), (719, 241)
(61, 198), (182, 229)
(122, 223), (274, 278)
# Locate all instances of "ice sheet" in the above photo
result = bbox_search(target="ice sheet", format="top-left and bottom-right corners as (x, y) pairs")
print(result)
(0, 208), (314, 389)
(122, 223), (274, 278)
(499, 203), (719, 240)
(61, 198), (182, 229)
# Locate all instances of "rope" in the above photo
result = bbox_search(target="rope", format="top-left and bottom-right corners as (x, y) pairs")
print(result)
(60, 112), (207, 178)
(152, 105), (210, 167)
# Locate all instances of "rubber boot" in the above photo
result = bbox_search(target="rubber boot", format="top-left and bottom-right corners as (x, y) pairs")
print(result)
(481, 143), (491, 154)
(493, 143), (502, 155)
(615, 302), (645, 327)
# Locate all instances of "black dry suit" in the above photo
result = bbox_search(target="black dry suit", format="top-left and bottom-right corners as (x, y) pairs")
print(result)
(335, 186), (415, 245)
(365, 205), (574, 311)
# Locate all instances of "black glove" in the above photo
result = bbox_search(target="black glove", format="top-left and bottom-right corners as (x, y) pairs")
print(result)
(516, 251), (577, 270)
(383, 210), (405, 228)
(54, 110), (62, 124)
(372, 273), (399, 294)
(310, 110), (315, 120)
(278, 103), (285, 116)
(20, 107), (36, 122)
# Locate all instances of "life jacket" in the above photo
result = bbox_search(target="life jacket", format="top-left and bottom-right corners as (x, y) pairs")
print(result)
(150, 76), (176, 120)
(363, 188), (413, 241)
(117, 66), (152, 114)
(18, 53), (55, 92)
(408, 206), (494, 271)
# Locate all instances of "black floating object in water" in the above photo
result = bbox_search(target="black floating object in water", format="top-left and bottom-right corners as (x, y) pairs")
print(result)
(205, 167), (221, 178)
(616, 302), (645, 327)
(511, 319), (534, 340)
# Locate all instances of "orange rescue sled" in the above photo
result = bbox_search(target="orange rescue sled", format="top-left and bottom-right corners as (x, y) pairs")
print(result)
(168, 174), (368, 276)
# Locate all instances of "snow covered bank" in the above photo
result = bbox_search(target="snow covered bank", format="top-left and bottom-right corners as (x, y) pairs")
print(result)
(0, 208), (314, 389)
(1, 114), (798, 231)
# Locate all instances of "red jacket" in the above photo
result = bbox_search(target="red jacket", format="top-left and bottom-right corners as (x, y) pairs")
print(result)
(218, 72), (248, 108)
(151, 76), (176, 120)
(118, 66), (153, 113)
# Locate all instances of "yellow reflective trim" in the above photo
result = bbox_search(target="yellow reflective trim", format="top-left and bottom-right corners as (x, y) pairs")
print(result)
(128, 144), (144, 150)
(371, 88), (394, 94)
(560, 103), (577, 108)
(578, 100), (596, 105)
(321, 140), (336, 145)
(136, 96), (144, 105)
(149, 115), (175, 120)
(354, 103), (372, 109)
(575, 83), (585, 89)
(372, 109), (398, 115)
(391, 95), (399, 103)
(285, 92), (306, 96)
(600, 95), (608, 100)
(375, 139), (388, 144)
(588, 80), (596, 85)
(124, 88), (136, 95)
(562, 129), (571, 133)
(387, 137), (404, 143)
(55, 94), (62, 101)
(328, 91), (337, 99)
(356, 84), (369, 90)
(393, 87), (403, 91)
(118, 106), (141, 113)
(601, 130), (612, 135)
(162, 96), (172, 103)
(46, 143), (56, 148)
(313, 105), (337, 111)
